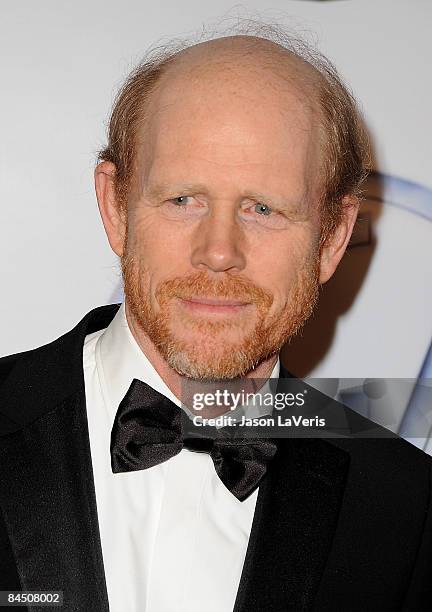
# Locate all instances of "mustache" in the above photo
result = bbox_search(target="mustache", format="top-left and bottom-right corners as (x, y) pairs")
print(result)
(155, 271), (274, 309)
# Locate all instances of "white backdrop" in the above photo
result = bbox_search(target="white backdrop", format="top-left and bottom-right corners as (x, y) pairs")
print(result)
(1, 1), (431, 388)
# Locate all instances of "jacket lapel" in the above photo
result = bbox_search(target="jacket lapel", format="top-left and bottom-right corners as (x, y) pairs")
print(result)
(0, 304), (121, 611)
(234, 365), (351, 611)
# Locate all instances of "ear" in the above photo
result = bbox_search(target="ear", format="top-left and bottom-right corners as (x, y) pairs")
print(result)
(319, 196), (360, 284)
(94, 161), (126, 257)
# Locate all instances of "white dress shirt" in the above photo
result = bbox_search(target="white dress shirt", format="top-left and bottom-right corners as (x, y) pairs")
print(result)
(83, 302), (280, 612)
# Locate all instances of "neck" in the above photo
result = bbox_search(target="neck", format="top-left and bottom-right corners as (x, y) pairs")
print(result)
(124, 300), (279, 408)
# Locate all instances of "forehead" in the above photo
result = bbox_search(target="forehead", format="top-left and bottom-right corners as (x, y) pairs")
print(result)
(135, 42), (321, 197)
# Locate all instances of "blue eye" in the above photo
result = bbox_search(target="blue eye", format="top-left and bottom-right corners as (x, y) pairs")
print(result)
(255, 203), (272, 215)
(173, 196), (189, 205)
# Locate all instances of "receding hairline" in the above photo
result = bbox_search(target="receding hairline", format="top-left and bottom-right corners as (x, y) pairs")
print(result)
(134, 33), (326, 171)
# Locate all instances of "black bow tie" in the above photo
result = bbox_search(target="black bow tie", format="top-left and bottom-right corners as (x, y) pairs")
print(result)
(110, 378), (278, 501)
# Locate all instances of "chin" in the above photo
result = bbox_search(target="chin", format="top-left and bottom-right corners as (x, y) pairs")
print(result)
(156, 326), (271, 380)
(164, 349), (258, 381)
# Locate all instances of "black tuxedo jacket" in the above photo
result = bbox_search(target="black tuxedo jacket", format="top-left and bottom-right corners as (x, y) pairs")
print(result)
(1, 303), (432, 611)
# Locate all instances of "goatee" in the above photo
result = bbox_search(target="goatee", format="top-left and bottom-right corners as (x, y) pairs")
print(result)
(121, 243), (320, 380)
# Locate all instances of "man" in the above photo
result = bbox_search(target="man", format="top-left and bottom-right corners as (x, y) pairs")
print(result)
(1, 28), (431, 612)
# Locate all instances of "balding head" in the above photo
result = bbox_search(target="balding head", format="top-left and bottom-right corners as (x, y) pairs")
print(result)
(158, 34), (318, 86)
(98, 27), (369, 241)
(146, 34), (321, 138)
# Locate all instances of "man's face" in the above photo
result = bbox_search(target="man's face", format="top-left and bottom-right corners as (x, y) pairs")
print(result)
(121, 59), (323, 380)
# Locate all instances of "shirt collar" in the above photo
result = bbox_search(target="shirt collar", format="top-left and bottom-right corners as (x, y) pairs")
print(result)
(95, 301), (280, 422)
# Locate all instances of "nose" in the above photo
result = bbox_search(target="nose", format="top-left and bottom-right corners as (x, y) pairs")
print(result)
(190, 203), (246, 273)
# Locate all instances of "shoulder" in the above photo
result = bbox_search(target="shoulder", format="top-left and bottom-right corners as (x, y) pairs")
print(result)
(276, 387), (432, 514)
(331, 433), (432, 485)
(0, 342), (62, 435)
(327, 396), (432, 491)
(0, 302), (121, 392)
(283, 372), (432, 486)
(326, 433), (432, 534)
(0, 303), (120, 436)
(0, 349), (35, 434)
(0, 350), (29, 388)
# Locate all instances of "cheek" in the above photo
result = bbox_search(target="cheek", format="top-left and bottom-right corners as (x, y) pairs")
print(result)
(126, 213), (193, 309)
(128, 210), (190, 266)
(254, 231), (318, 308)
(129, 210), (168, 248)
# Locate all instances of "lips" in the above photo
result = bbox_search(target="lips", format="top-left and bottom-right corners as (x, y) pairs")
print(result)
(177, 296), (251, 313)
(184, 297), (250, 306)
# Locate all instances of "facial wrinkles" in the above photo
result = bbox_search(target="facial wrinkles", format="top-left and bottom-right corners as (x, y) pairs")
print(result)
(134, 143), (316, 235)
(119, 49), (323, 379)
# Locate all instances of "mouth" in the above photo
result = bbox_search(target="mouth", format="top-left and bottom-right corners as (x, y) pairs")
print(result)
(177, 296), (252, 314)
